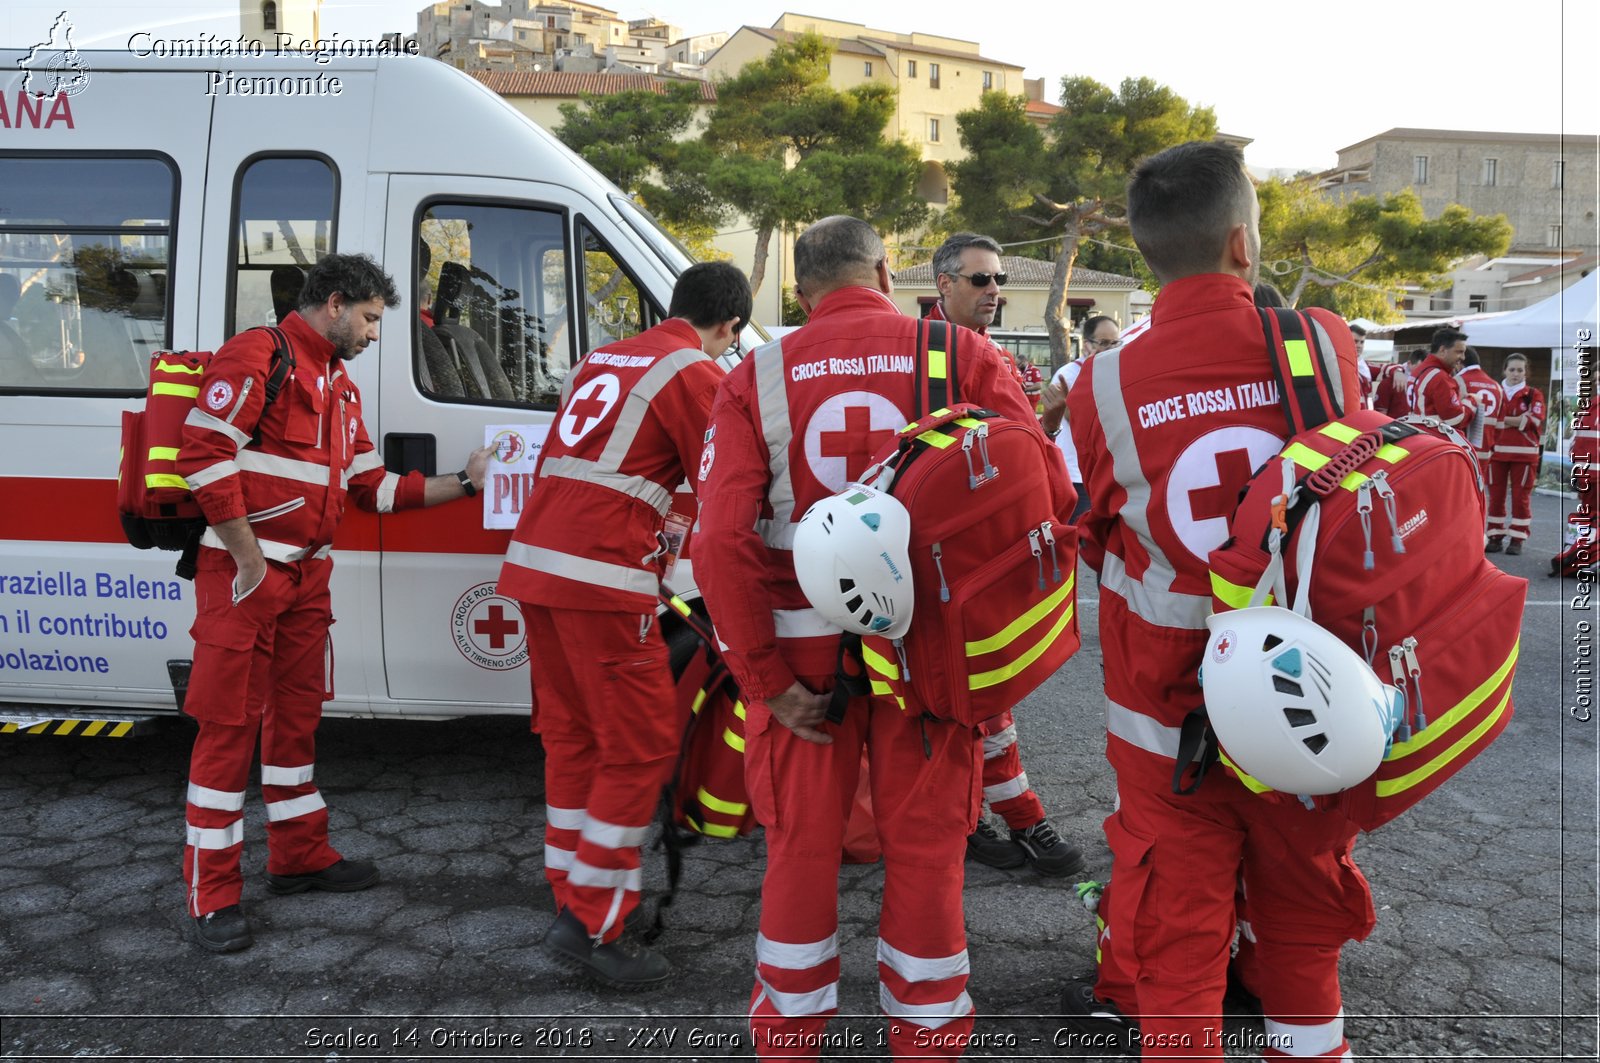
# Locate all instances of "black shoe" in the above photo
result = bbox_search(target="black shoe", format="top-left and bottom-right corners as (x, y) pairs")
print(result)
(543, 909), (670, 990)
(1224, 960), (1263, 1018)
(1484, 537), (1504, 554)
(1011, 819), (1086, 877)
(1059, 979), (1138, 1055)
(966, 817), (1026, 869)
(192, 904), (253, 953)
(266, 858), (380, 895)
(1505, 539), (1523, 556)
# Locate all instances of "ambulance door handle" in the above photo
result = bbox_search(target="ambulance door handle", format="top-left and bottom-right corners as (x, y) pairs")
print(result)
(384, 433), (436, 477)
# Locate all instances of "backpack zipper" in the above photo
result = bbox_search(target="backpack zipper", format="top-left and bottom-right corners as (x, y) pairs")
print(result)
(1028, 529), (1044, 590)
(1356, 479), (1375, 570)
(1388, 646), (1412, 741)
(931, 542), (950, 602)
(1040, 521), (1062, 584)
(1370, 470), (1405, 554)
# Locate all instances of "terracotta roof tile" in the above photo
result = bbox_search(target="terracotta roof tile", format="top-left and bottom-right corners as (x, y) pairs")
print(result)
(472, 70), (716, 101)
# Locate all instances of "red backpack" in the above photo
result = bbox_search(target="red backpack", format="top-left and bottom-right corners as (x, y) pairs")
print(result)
(1207, 308), (1525, 829)
(116, 327), (293, 578)
(857, 320), (1079, 728)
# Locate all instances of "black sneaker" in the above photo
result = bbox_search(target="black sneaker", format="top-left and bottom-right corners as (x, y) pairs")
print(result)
(1505, 539), (1523, 556)
(966, 817), (1026, 869)
(1059, 979), (1138, 1055)
(192, 904), (253, 953)
(1011, 820), (1086, 877)
(266, 858), (380, 895)
(543, 909), (670, 990)
(1484, 537), (1504, 554)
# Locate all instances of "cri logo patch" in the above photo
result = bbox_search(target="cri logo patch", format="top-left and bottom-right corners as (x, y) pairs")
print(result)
(205, 380), (234, 411)
(1211, 630), (1237, 664)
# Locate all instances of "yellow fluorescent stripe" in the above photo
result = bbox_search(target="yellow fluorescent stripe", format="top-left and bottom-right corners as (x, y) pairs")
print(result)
(1, 723), (16, 733)
(1284, 338), (1312, 377)
(155, 359), (204, 375)
(111, 722), (132, 737)
(954, 417), (984, 429)
(968, 603), (1075, 690)
(966, 573), (1076, 656)
(697, 786), (748, 816)
(83, 720), (107, 736)
(917, 429), (957, 449)
(1387, 640), (1519, 756)
(1377, 686), (1512, 797)
(690, 688), (709, 716)
(668, 595), (691, 617)
(722, 727), (745, 753)
(1376, 443), (1409, 463)
(56, 720), (80, 735)
(870, 680), (895, 696)
(1209, 571), (1260, 610)
(1218, 749), (1274, 793)
(931, 407), (953, 417)
(1340, 471), (1370, 492)
(151, 382), (200, 398)
(145, 474), (189, 490)
(28, 722), (49, 734)
(734, 700), (746, 720)
(1319, 421), (1361, 443)
(862, 643), (899, 679)
(692, 818), (740, 838)
(147, 446), (180, 462)
(1282, 441), (1328, 471)
(928, 350), (948, 379)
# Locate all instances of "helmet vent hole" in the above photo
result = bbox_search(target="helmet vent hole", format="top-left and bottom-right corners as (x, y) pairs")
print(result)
(1283, 707), (1317, 727)
(1262, 634), (1284, 651)
(845, 595), (863, 613)
(1301, 733), (1329, 755)
(860, 609), (875, 625)
(1273, 676), (1304, 696)
(838, 578), (856, 593)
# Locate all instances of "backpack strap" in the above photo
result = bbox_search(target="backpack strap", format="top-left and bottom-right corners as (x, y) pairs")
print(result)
(257, 326), (295, 403)
(1259, 307), (1343, 435)
(913, 318), (959, 419)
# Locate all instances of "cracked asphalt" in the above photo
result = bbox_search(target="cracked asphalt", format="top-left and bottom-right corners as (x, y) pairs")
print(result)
(2, 492), (1597, 1061)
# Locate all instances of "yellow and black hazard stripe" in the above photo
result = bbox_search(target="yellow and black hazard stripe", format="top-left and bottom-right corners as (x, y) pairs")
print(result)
(1, 714), (166, 737)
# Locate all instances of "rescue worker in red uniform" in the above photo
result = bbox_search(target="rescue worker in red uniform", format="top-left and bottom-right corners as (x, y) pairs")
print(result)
(696, 216), (1072, 1060)
(1349, 323), (1373, 407)
(1062, 142), (1367, 1061)
(497, 262), (750, 988)
(1407, 327), (1477, 430)
(177, 254), (490, 953)
(1460, 347), (1504, 486)
(1488, 351), (1547, 555)
(1553, 383), (1599, 576)
(929, 231), (1083, 878)
(1371, 350), (1420, 418)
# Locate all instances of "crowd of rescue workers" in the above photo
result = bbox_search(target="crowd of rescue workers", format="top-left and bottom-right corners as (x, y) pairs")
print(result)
(164, 140), (1590, 1061)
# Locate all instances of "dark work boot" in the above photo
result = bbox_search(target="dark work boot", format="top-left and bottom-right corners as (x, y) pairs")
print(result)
(192, 904), (253, 953)
(1484, 537), (1504, 554)
(1058, 979), (1138, 1055)
(1012, 819), (1086, 877)
(966, 817), (1026, 869)
(1505, 538), (1523, 556)
(266, 858), (380, 895)
(543, 909), (670, 990)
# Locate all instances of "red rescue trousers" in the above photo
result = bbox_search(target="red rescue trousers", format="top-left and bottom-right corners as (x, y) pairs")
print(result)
(523, 605), (685, 943)
(182, 555), (339, 917)
(1099, 774), (1373, 1061)
(1488, 461), (1537, 542)
(979, 711), (1045, 830)
(745, 686), (982, 1061)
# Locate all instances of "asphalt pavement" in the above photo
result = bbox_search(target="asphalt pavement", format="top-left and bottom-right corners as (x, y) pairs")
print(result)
(2, 490), (1597, 1062)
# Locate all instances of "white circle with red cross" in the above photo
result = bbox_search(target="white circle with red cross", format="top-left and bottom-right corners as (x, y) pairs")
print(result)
(802, 391), (908, 491)
(1166, 426), (1284, 562)
(558, 373), (621, 446)
(205, 379), (234, 411)
(450, 582), (529, 671)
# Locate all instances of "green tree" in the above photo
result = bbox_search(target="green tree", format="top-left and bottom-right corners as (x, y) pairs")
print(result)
(950, 76), (1215, 361)
(702, 33), (927, 294)
(554, 82), (703, 204)
(1257, 179), (1513, 321)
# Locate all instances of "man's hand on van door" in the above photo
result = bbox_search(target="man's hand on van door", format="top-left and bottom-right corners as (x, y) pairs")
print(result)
(464, 444), (494, 493)
(767, 681), (833, 745)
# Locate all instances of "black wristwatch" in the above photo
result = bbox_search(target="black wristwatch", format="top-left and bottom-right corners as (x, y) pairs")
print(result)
(457, 470), (477, 497)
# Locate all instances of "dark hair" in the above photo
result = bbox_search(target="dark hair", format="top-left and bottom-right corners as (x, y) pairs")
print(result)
(1462, 345), (1481, 367)
(669, 261), (753, 334)
(1430, 327), (1467, 353)
(299, 253), (400, 311)
(933, 232), (1004, 280)
(1252, 282), (1286, 308)
(1349, 322), (1367, 337)
(1408, 349), (1427, 365)
(1080, 314), (1117, 340)
(1504, 351), (1528, 367)
(794, 215), (885, 294)
(1127, 141), (1255, 284)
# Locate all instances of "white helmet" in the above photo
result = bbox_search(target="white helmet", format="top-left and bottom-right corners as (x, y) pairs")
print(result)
(793, 484), (914, 639)
(1201, 607), (1403, 795)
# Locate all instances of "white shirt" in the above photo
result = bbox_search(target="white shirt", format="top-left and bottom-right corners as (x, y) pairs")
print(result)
(1051, 359), (1084, 482)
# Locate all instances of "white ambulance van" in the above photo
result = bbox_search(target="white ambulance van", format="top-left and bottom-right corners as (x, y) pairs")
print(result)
(0, 50), (748, 732)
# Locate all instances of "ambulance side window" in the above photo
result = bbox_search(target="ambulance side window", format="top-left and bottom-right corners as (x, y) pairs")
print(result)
(417, 201), (574, 409)
(578, 222), (656, 355)
(0, 154), (175, 393)
(228, 154), (336, 338)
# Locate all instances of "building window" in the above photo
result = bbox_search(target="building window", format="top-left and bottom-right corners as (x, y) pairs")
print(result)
(864, 61), (873, 76)
(1554, 159), (1566, 188)
(929, 62), (940, 88)
(906, 59), (916, 77)
(1549, 224), (1563, 247)
(928, 118), (940, 143)
(1469, 294), (1488, 313)
(1413, 155), (1428, 185)
(1481, 157), (1497, 186)
(982, 70), (993, 90)
(261, 1), (277, 31)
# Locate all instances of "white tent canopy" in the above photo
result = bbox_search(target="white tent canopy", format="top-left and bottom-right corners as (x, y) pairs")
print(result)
(1460, 273), (1599, 349)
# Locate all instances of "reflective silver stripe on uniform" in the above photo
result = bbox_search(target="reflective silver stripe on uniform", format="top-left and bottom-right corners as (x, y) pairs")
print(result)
(503, 541), (657, 596)
(261, 763), (315, 786)
(1305, 316), (1349, 411)
(773, 607), (841, 639)
(878, 984), (974, 1030)
(543, 844), (576, 871)
(753, 337), (799, 544)
(566, 860), (642, 891)
(185, 406), (251, 449)
(200, 529), (330, 562)
(1099, 553), (1211, 631)
(581, 816), (652, 849)
(539, 454), (674, 514)
(348, 450), (383, 477)
(186, 822), (244, 850)
(757, 978), (837, 1017)
(1494, 445), (1541, 456)
(877, 939), (970, 983)
(186, 459), (239, 490)
(1264, 1011), (1347, 1057)
(756, 930), (838, 970)
(186, 783), (245, 811)
(237, 450), (333, 487)
(375, 470), (400, 513)
(265, 792), (326, 822)
(546, 804), (586, 831)
(981, 725), (1018, 758)
(1106, 697), (1182, 761)
(984, 772), (1031, 804)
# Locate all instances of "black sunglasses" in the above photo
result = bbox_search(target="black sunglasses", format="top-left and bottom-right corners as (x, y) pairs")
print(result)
(948, 270), (1007, 288)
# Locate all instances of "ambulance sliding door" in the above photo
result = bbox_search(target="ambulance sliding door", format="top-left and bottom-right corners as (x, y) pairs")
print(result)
(376, 176), (664, 712)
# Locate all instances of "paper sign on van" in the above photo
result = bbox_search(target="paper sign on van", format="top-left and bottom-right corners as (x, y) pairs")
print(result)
(482, 424), (547, 531)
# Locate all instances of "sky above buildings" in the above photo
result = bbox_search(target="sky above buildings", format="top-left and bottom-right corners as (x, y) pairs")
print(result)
(3, 0), (1595, 174)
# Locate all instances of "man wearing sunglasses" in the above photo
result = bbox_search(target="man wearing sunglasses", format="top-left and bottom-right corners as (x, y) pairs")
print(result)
(926, 233), (1086, 882)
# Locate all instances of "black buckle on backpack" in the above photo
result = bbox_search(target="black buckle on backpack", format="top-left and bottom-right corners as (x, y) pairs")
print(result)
(826, 633), (869, 724)
(1171, 710), (1218, 795)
